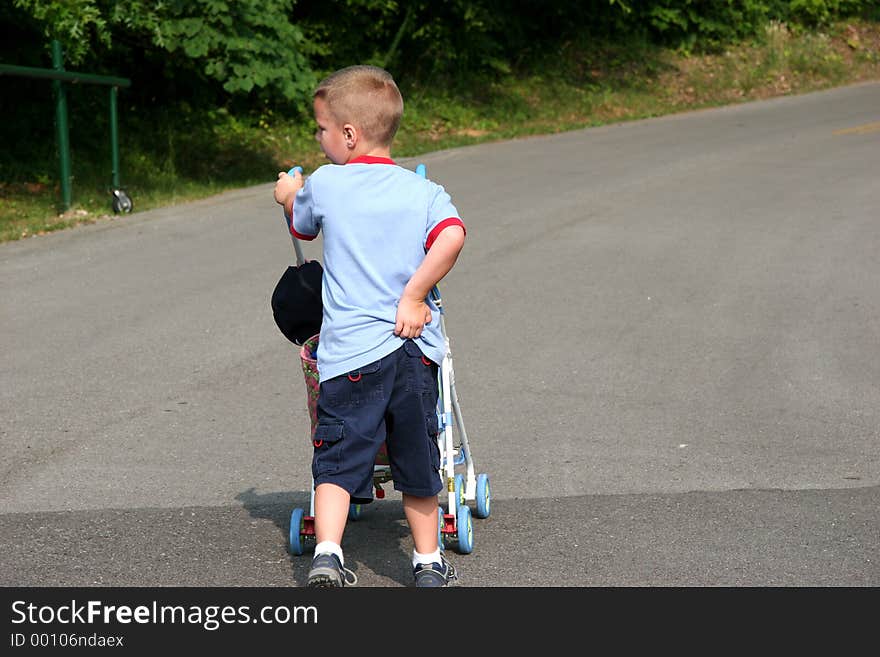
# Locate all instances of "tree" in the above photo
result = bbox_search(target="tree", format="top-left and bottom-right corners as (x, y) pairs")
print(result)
(13, 0), (317, 104)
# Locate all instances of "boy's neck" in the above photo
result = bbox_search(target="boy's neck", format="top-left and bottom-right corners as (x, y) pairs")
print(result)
(348, 143), (391, 162)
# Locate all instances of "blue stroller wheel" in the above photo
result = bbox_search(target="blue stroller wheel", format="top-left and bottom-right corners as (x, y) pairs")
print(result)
(416, 163), (426, 178)
(474, 473), (491, 519)
(348, 503), (362, 521)
(289, 508), (305, 556)
(437, 506), (446, 550)
(454, 473), (465, 507)
(456, 504), (474, 554)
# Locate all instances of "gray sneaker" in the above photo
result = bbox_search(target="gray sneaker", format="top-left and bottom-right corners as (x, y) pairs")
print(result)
(307, 553), (358, 587)
(413, 555), (458, 587)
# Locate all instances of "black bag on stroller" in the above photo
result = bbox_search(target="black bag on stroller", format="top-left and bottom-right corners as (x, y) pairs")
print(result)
(271, 260), (323, 345)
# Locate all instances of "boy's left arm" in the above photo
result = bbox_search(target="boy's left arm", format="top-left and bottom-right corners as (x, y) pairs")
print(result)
(394, 225), (466, 339)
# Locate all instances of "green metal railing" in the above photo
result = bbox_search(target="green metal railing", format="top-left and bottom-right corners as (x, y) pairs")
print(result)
(0, 40), (132, 212)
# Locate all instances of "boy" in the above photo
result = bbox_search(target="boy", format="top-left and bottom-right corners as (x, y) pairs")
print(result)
(273, 65), (466, 587)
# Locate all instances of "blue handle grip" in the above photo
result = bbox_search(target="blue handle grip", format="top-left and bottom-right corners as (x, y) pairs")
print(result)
(283, 167), (305, 265)
(281, 166), (302, 233)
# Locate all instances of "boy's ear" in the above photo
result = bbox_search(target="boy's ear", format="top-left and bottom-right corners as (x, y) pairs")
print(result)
(343, 123), (357, 148)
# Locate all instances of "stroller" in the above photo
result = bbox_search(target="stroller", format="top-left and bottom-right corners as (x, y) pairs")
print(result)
(283, 163), (490, 557)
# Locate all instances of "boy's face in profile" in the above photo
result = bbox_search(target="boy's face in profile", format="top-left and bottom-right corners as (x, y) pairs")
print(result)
(314, 97), (349, 165)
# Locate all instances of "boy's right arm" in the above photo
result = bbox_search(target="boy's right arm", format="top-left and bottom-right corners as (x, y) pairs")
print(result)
(395, 225), (466, 339)
(273, 169), (305, 218)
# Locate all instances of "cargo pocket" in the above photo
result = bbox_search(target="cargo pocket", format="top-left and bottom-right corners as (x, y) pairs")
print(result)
(426, 413), (441, 472)
(312, 421), (344, 478)
(404, 340), (435, 393)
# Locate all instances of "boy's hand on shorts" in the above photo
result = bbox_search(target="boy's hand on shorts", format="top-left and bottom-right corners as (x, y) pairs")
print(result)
(394, 296), (432, 339)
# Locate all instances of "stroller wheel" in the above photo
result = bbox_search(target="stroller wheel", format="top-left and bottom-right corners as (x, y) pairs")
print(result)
(437, 506), (446, 550)
(456, 505), (474, 554)
(289, 508), (305, 556)
(454, 473), (465, 507)
(474, 473), (491, 519)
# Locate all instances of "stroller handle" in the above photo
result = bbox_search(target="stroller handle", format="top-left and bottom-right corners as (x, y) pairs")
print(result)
(284, 166), (305, 265)
(417, 163), (443, 306)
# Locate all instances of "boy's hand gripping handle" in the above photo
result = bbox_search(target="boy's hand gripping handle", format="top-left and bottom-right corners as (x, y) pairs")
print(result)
(284, 166), (305, 266)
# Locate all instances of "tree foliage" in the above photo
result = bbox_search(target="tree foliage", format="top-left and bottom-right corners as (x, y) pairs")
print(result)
(8, 0), (872, 106)
(1, 0), (873, 188)
(1, 0), (872, 132)
(12, 0), (317, 104)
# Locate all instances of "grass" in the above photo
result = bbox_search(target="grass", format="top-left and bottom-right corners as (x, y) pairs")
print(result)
(2, 19), (879, 244)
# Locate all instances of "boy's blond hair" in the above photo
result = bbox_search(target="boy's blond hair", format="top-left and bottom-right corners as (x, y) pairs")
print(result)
(315, 65), (404, 147)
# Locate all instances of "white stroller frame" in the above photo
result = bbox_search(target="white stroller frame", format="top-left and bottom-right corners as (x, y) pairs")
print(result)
(429, 282), (489, 553)
(286, 163), (490, 557)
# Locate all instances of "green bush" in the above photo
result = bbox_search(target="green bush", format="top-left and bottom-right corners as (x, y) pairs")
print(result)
(2, 0), (876, 188)
(789, 0), (872, 26)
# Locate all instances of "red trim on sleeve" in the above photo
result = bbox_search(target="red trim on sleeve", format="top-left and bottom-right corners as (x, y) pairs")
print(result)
(348, 155), (396, 165)
(290, 211), (318, 241)
(425, 217), (466, 250)
(291, 226), (317, 241)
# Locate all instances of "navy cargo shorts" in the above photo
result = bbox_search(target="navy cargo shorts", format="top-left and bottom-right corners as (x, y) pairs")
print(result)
(311, 339), (442, 504)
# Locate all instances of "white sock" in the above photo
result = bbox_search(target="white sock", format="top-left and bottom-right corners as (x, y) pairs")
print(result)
(314, 541), (344, 566)
(413, 548), (442, 568)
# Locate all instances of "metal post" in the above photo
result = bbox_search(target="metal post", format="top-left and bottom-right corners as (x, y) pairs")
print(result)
(110, 85), (120, 189)
(1, 57), (131, 213)
(51, 40), (72, 211)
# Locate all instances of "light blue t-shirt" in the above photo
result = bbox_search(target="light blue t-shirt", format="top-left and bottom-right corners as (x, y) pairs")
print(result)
(291, 156), (464, 382)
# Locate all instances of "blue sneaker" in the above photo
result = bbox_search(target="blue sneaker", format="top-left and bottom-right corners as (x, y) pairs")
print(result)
(413, 555), (457, 587)
(307, 553), (358, 587)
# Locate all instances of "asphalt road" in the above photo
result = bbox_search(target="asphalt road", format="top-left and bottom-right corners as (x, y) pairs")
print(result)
(2, 82), (878, 587)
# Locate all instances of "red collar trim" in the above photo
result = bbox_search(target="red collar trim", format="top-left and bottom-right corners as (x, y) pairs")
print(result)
(348, 155), (395, 165)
